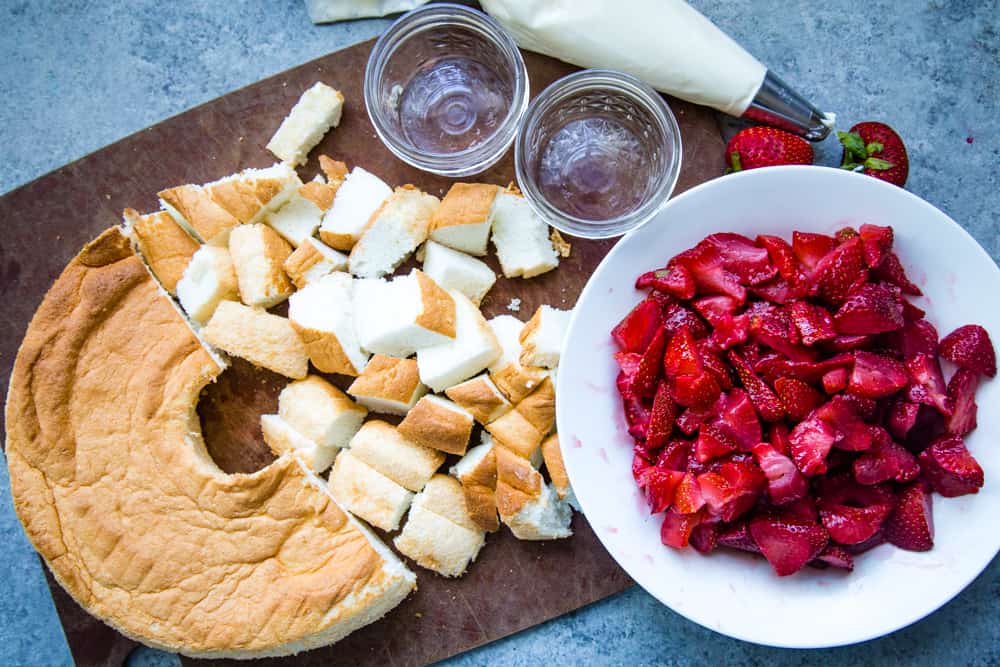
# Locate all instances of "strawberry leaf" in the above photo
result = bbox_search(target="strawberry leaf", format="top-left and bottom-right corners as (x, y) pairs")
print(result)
(838, 131), (868, 163)
(865, 142), (884, 154)
(864, 157), (894, 171)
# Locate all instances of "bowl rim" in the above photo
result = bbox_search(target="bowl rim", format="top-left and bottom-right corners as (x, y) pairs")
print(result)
(556, 164), (1000, 648)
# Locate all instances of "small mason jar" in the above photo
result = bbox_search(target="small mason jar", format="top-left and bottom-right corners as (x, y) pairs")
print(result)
(515, 70), (683, 238)
(364, 3), (529, 177)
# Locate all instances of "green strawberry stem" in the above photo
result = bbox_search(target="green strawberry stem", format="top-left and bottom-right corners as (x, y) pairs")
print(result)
(729, 151), (743, 173)
(839, 131), (894, 172)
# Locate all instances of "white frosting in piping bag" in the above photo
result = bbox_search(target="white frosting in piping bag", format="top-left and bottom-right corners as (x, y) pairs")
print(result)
(480, 0), (767, 116)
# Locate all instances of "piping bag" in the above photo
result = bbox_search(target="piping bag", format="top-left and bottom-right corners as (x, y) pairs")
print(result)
(479, 0), (835, 140)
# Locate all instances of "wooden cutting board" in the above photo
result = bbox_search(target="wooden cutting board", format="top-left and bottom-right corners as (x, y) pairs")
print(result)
(0, 37), (724, 667)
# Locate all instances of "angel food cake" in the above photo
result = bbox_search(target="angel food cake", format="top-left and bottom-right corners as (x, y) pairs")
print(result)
(5, 82), (577, 657)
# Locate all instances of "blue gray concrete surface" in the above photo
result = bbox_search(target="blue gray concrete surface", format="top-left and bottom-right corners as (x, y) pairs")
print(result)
(1, 1), (997, 665)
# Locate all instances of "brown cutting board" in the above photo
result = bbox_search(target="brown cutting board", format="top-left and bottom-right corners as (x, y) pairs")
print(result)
(0, 38), (724, 667)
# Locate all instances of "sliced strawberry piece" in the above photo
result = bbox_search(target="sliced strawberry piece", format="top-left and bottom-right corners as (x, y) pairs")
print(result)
(638, 467), (686, 513)
(633, 452), (652, 483)
(904, 404), (947, 453)
(693, 296), (740, 323)
(728, 349), (786, 421)
(698, 341), (735, 389)
(789, 301), (837, 346)
(816, 395), (874, 451)
(670, 371), (722, 410)
(661, 302), (710, 339)
(673, 242), (747, 303)
(872, 251), (922, 295)
(898, 318), (938, 359)
(755, 352), (854, 385)
(816, 475), (896, 545)
(757, 234), (804, 285)
(814, 544), (855, 571)
(675, 404), (713, 435)
(853, 428), (919, 485)
(688, 522), (719, 554)
(884, 482), (934, 551)
(902, 300), (926, 321)
(824, 334), (874, 352)
(694, 424), (736, 463)
(789, 414), (839, 476)
(946, 368), (979, 436)
(752, 442), (808, 505)
(632, 326), (669, 398)
(839, 392), (878, 420)
(849, 351), (908, 398)
(834, 226), (859, 243)
(939, 324), (997, 377)
(645, 381), (677, 449)
(748, 306), (815, 361)
(703, 233), (777, 285)
(833, 283), (904, 335)
(660, 507), (705, 548)
(614, 351), (642, 375)
(858, 224), (894, 267)
(749, 276), (806, 304)
(844, 531), (886, 555)
(750, 511), (829, 576)
(918, 435), (984, 497)
(663, 325), (701, 377)
(812, 236), (868, 304)
(770, 422), (793, 456)
(822, 367), (849, 394)
(710, 313), (750, 350)
(716, 521), (762, 553)
(622, 395), (652, 441)
(712, 389), (763, 451)
(792, 231), (836, 273)
(774, 376), (824, 420)
(698, 462), (765, 522)
(673, 472), (706, 514)
(611, 297), (663, 353)
(636, 265), (695, 300)
(886, 397), (921, 440)
(657, 439), (692, 471)
(905, 353), (953, 416)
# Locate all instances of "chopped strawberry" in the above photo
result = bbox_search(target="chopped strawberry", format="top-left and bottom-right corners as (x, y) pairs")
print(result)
(858, 224), (894, 267)
(716, 521), (762, 553)
(871, 251), (922, 295)
(812, 236), (868, 304)
(833, 283), (904, 335)
(939, 324), (996, 377)
(703, 233), (777, 285)
(694, 424), (737, 463)
(672, 242), (747, 303)
(632, 326), (669, 398)
(843, 531), (887, 555)
(905, 353), (953, 416)
(633, 452), (653, 483)
(902, 299), (926, 321)
(816, 475), (896, 545)
(675, 404), (713, 435)
(886, 397), (920, 440)
(884, 483), (934, 551)
(727, 349), (786, 421)
(839, 393), (878, 420)
(710, 313), (750, 349)
(753, 442), (808, 505)
(853, 428), (919, 485)
(835, 226), (859, 243)
(789, 301), (837, 346)
(712, 389), (763, 450)
(748, 306), (814, 362)
(918, 436), (984, 497)
(614, 351), (642, 375)
(749, 276), (806, 304)
(663, 326), (701, 377)
(661, 302), (710, 339)
(693, 295), (740, 323)
(898, 318), (939, 359)
(774, 377), (824, 420)
(849, 351), (908, 398)
(622, 395), (651, 440)
(946, 368), (979, 436)
(816, 396), (874, 451)
(792, 231), (836, 273)
(698, 341), (736, 389)
(612, 297), (663, 353)
(813, 544), (855, 571)
(757, 234), (804, 285)
(904, 404), (947, 453)
(698, 460), (765, 522)
(645, 381), (677, 449)
(824, 334), (874, 352)
(688, 523), (719, 554)
(750, 511), (829, 576)
(660, 508), (705, 548)
(673, 472), (706, 514)
(657, 439), (692, 471)
(770, 422), (793, 456)
(638, 467), (686, 513)
(670, 372), (722, 410)
(789, 414), (839, 476)
(636, 265), (696, 300)
(755, 352), (854, 385)
(822, 368), (849, 394)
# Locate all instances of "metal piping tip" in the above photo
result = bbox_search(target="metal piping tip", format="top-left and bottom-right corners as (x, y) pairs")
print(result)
(743, 70), (834, 141)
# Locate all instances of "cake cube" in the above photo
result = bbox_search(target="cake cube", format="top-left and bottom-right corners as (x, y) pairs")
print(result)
(288, 272), (368, 376)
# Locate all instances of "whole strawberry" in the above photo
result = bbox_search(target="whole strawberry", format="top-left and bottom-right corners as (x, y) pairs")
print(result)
(839, 122), (909, 187)
(726, 127), (814, 172)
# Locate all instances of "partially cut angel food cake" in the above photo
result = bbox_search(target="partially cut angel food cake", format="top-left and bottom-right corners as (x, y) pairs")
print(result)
(4, 228), (415, 658)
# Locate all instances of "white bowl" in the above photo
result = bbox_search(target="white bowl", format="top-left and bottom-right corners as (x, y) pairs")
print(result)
(556, 166), (1000, 648)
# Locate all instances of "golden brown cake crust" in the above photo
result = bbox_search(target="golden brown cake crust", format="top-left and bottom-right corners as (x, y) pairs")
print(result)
(4, 228), (406, 657)
(431, 183), (498, 230)
(125, 208), (200, 295)
(159, 184), (240, 243)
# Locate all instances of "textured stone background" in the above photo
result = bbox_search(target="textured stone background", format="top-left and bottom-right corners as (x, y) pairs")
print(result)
(1, 1), (997, 666)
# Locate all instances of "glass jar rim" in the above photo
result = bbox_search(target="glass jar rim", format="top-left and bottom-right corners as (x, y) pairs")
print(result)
(514, 69), (683, 239)
(364, 3), (530, 177)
